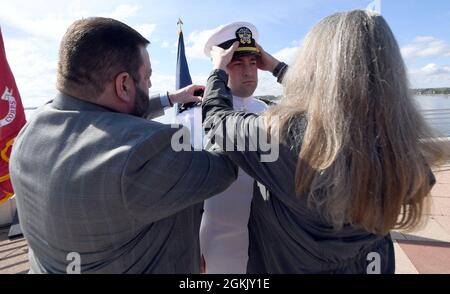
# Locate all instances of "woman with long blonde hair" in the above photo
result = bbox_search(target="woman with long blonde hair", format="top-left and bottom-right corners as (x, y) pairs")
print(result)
(202, 10), (448, 273)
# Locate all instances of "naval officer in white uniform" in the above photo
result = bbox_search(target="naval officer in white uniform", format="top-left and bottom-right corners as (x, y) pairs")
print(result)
(176, 22), (270, 274)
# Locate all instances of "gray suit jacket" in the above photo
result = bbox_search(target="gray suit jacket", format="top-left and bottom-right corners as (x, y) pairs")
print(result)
(9, 92), (237, 274)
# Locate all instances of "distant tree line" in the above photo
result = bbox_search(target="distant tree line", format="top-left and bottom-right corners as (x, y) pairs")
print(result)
(413, 88), (450, 95)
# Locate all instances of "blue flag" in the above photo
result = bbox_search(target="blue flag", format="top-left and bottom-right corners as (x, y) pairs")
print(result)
(176, 31), (192, 90)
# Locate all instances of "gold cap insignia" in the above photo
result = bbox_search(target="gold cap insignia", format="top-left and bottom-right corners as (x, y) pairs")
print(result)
(235, 27), (252, 45)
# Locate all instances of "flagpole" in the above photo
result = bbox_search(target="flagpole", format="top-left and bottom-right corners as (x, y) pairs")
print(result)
(175, 18), (193, 117)
(174, 18), (183, 117)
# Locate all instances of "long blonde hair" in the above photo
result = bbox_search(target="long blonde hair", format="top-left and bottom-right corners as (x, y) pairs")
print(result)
(267, 10), (448, 235)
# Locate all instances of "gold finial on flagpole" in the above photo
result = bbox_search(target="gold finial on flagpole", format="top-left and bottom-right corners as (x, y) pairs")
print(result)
(177, 18), (183, 34)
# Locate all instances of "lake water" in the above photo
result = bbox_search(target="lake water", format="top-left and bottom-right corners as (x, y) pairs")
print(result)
(24, 95), (450, 137)
(413, 95), (450, 137)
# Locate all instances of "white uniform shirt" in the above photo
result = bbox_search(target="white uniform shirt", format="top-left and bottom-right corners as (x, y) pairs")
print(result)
(176, 96), (267, 274)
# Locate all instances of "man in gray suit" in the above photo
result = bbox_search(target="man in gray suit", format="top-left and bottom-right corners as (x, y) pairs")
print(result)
(9, 17), (237, 274)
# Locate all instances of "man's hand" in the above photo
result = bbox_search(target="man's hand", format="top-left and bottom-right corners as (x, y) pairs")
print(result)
(168, 84), (204, 105)
(210, 41), (239, 70)
(256, 43), (281, 73)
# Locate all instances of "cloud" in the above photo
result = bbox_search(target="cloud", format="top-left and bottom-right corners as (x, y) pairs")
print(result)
(401, 36), (450, 59)
(396, 35), (450, 87)
(417, 63), (450, 75)
(4, 36), (58, 107)
(0, 2), (157, 107)
(273, 41), (302, 64)
(253, 41), (301, 96)
(185, 26), (225, 60)
(0, 1), (79, 40)
(101, 5), (156, 39)
(191, 74), (209, 86)
(160, 41), (170, 48)
(256, 36), (442, 95)
(408, 63), (450, 88)
(414, 36), (435, 43)
(0, 2), (154, 41)
(101, 4), (157, 39)
(149, 73), (208, 95)
(133, 24), (157, 39)
(101, 4), (139, 22)
(0, 12), (73, 41)
(149, 74), (175, 96)
(254, 72), (283, 97)
(273, 47), (298, 64)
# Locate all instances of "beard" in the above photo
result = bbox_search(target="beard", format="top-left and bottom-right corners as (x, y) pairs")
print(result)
(131, 85), (150, 118)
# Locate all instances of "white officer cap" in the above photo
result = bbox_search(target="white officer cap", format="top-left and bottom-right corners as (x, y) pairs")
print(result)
(204, 21), (260, 59)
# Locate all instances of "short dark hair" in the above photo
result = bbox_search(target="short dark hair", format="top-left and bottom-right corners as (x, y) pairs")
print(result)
(57, 17), (150, 98)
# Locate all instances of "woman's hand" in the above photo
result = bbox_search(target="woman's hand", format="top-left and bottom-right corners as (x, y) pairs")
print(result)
(256, 43), (281, 73)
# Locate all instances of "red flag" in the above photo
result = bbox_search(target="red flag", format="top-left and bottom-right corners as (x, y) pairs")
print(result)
(0, 28), (26, 204)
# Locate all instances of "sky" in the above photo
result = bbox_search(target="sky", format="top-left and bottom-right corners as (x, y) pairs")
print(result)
(0, 0), (450, 108)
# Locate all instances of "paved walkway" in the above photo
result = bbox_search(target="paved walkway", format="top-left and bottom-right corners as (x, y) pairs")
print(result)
(393, 164), (450, 274)
(0, 227), (28, 274)
(1, 164), (449, 274)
